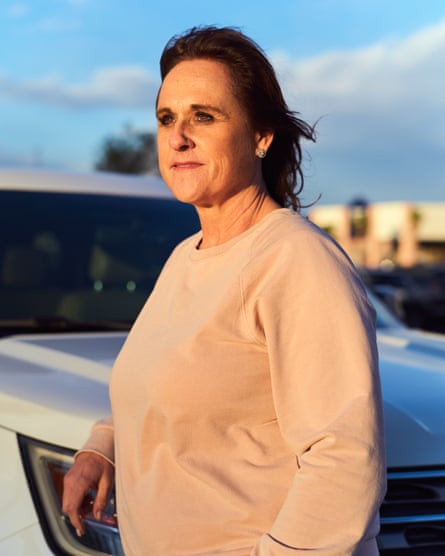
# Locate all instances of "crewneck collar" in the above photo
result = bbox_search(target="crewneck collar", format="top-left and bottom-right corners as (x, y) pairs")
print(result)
(189, 208), (293, 260)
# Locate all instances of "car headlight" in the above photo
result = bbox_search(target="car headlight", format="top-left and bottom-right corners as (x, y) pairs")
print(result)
(18, 434), (124, 556)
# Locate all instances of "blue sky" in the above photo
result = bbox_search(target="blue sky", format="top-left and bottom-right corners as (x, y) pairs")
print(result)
(1, 0), (445, 205)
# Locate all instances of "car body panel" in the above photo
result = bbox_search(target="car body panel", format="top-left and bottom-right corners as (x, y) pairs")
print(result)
(0, 333), (123, 447)
(378, 328), (445, 467)
(0, 167), (172, 198)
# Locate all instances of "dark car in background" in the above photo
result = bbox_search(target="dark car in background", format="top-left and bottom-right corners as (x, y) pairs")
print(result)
(360, 265), (445, 333)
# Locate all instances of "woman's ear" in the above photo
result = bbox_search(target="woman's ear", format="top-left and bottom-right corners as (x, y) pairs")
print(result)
(255, 129), (274, 154)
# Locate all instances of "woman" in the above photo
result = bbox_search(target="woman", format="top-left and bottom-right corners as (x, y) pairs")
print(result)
(63, 26), (386, 555)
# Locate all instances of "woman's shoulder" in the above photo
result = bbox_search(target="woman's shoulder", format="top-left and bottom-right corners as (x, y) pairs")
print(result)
(245, 209), (370, 307)
(253, 208), (340, 255)
(248, 208), (360, 284)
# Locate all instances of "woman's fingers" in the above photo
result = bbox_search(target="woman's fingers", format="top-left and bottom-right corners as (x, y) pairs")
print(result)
(62, 452), (114, 536)
(93, 462), (114, 521)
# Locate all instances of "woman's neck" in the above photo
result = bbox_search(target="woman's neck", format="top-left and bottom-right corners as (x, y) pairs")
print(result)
(195, 188), (281, 249)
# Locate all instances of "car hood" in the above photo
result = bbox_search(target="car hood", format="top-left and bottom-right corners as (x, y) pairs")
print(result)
(0, 332), (126, 449)
(378, 327), (445, 467)
(1, 327), (445, 467)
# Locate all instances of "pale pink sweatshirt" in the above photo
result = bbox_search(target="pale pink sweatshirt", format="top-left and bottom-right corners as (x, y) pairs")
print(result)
(82, 208), (386, 555)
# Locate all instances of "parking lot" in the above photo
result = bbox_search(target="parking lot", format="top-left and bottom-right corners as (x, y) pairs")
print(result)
(360, 264), (445, 334)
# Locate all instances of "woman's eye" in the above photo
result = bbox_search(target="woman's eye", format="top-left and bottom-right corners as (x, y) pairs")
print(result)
(158, 114), (174, 126)
(195, 112), (213, 123)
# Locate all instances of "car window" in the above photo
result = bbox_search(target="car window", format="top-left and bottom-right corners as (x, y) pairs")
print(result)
(0, 191), (200, 329)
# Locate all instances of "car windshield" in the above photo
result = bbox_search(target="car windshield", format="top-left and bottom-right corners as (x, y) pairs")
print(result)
(0, 190), (200, 333)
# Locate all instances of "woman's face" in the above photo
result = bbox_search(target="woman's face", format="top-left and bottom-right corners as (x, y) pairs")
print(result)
(156, 59), (271, 209)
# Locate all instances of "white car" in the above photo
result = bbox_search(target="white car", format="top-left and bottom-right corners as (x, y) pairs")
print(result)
(1, 168), (444, 555)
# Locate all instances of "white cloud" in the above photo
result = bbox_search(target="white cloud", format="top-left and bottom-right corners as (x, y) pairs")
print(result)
(0, 66), (159, 109)
(7, 2), (30, 17)
(276, 18), (445, 104)
(272, 18), (445, 152)
(34, 15), (82, 32)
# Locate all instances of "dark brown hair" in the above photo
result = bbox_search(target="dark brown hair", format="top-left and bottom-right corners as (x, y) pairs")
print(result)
(159, 26), (316, 211)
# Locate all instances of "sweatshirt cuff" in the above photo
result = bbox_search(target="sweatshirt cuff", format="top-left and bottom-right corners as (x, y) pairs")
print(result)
(75, 423), (115, 465)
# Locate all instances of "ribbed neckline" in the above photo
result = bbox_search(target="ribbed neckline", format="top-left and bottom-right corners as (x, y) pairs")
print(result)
(188, 208), (293, 260)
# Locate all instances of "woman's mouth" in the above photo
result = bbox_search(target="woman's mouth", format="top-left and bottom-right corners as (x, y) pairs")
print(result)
(172, 161), (203, 170)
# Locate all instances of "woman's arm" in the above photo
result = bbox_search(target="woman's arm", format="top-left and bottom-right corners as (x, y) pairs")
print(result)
(62, 416), (115, 536)
(247, 231), (386, 554)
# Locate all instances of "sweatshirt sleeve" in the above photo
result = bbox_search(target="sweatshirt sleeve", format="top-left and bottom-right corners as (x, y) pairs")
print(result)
(247, 227), (386, 555)
(75, 416), (115, 466)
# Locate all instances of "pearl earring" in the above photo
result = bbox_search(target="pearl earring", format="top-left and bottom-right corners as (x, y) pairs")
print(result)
(257, 149), (267, 159)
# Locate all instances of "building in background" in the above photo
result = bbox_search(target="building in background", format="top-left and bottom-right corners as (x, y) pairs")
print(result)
(309, 201), (445, 268)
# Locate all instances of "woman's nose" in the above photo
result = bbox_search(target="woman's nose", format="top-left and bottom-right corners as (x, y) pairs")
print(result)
(168, 122), (194, 151)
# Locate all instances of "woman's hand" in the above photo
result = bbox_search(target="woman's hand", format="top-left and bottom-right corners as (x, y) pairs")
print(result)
(62, 451), (114, 537)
